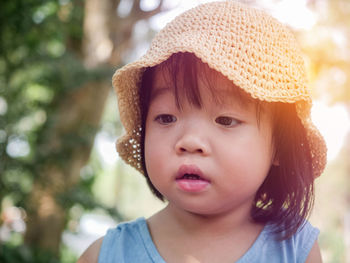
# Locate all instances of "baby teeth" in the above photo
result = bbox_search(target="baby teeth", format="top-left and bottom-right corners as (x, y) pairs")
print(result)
(183, 174), (200, 180)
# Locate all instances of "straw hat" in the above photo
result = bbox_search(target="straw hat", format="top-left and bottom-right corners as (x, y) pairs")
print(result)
(112, 1), (327, 177)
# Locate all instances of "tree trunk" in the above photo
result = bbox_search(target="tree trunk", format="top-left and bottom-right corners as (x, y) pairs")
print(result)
(23, 0), (165, 255)
(24, 81), (110, 255)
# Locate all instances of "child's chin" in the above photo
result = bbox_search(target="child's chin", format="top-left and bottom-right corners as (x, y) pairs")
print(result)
(176, 202), (223, 217)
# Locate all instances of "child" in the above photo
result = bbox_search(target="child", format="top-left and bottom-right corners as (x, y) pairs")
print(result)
(78, 1), (327, 262)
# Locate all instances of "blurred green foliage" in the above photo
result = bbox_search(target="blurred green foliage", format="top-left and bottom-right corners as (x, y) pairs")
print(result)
(0, 243), (77, 263)
(0, 0), (117, 261)
(1, 0), (80, 203)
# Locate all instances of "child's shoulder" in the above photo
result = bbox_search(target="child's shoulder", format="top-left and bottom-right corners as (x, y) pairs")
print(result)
(78, 217), (156, 263)
(251, 220), (320, 262)
(265, 219), (319, 241)
(77, 237), (104, 263)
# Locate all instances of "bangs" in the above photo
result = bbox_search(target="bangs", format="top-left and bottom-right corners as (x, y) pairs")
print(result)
(148, 52), (256, 111)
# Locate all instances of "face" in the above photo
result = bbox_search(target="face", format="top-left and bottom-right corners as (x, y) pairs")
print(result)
(144, 64), (275, 217)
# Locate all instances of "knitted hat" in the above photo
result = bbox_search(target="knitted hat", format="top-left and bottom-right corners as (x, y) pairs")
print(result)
(112, 1), (327, 177)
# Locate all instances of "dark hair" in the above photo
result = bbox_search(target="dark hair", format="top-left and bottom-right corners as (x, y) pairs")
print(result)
(139, 52), (314, 240)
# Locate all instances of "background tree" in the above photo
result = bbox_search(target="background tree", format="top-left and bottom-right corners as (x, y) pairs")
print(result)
(0, 0), (165, 261)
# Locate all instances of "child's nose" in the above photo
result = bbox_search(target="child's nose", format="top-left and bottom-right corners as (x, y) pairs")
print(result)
(175, 129), (210, 156)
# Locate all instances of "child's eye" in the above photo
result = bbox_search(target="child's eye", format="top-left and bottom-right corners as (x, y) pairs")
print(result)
(155, 114), (177, 125)
(215, 116), (240, 127)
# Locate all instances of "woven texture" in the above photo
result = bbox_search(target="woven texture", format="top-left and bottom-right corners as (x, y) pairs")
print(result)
(112, 1), (327, 177)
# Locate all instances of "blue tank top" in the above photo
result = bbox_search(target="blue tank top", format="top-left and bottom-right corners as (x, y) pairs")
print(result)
(98, 217), (319, 263)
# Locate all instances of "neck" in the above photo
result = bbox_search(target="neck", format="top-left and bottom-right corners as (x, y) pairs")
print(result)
(150, 202), (256, 239)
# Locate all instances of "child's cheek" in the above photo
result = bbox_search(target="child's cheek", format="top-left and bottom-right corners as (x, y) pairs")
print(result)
(144, 127), (169, 177)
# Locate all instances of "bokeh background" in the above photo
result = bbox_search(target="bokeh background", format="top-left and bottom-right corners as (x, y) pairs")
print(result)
(0, 0), (349, 262)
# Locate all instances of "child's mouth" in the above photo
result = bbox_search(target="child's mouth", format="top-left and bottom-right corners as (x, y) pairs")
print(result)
(180, 173), (202, 180)
(176, 165), (210, 192)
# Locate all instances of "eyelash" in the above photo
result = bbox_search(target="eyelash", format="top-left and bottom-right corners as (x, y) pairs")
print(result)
(154, 114), (177, 125)
(154, 114), (241, 127)
(215, 116), (241, 127)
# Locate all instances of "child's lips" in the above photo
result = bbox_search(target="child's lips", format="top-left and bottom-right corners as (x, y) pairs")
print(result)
(175, 164), (211, 192)
(176, 164), (210, 181)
